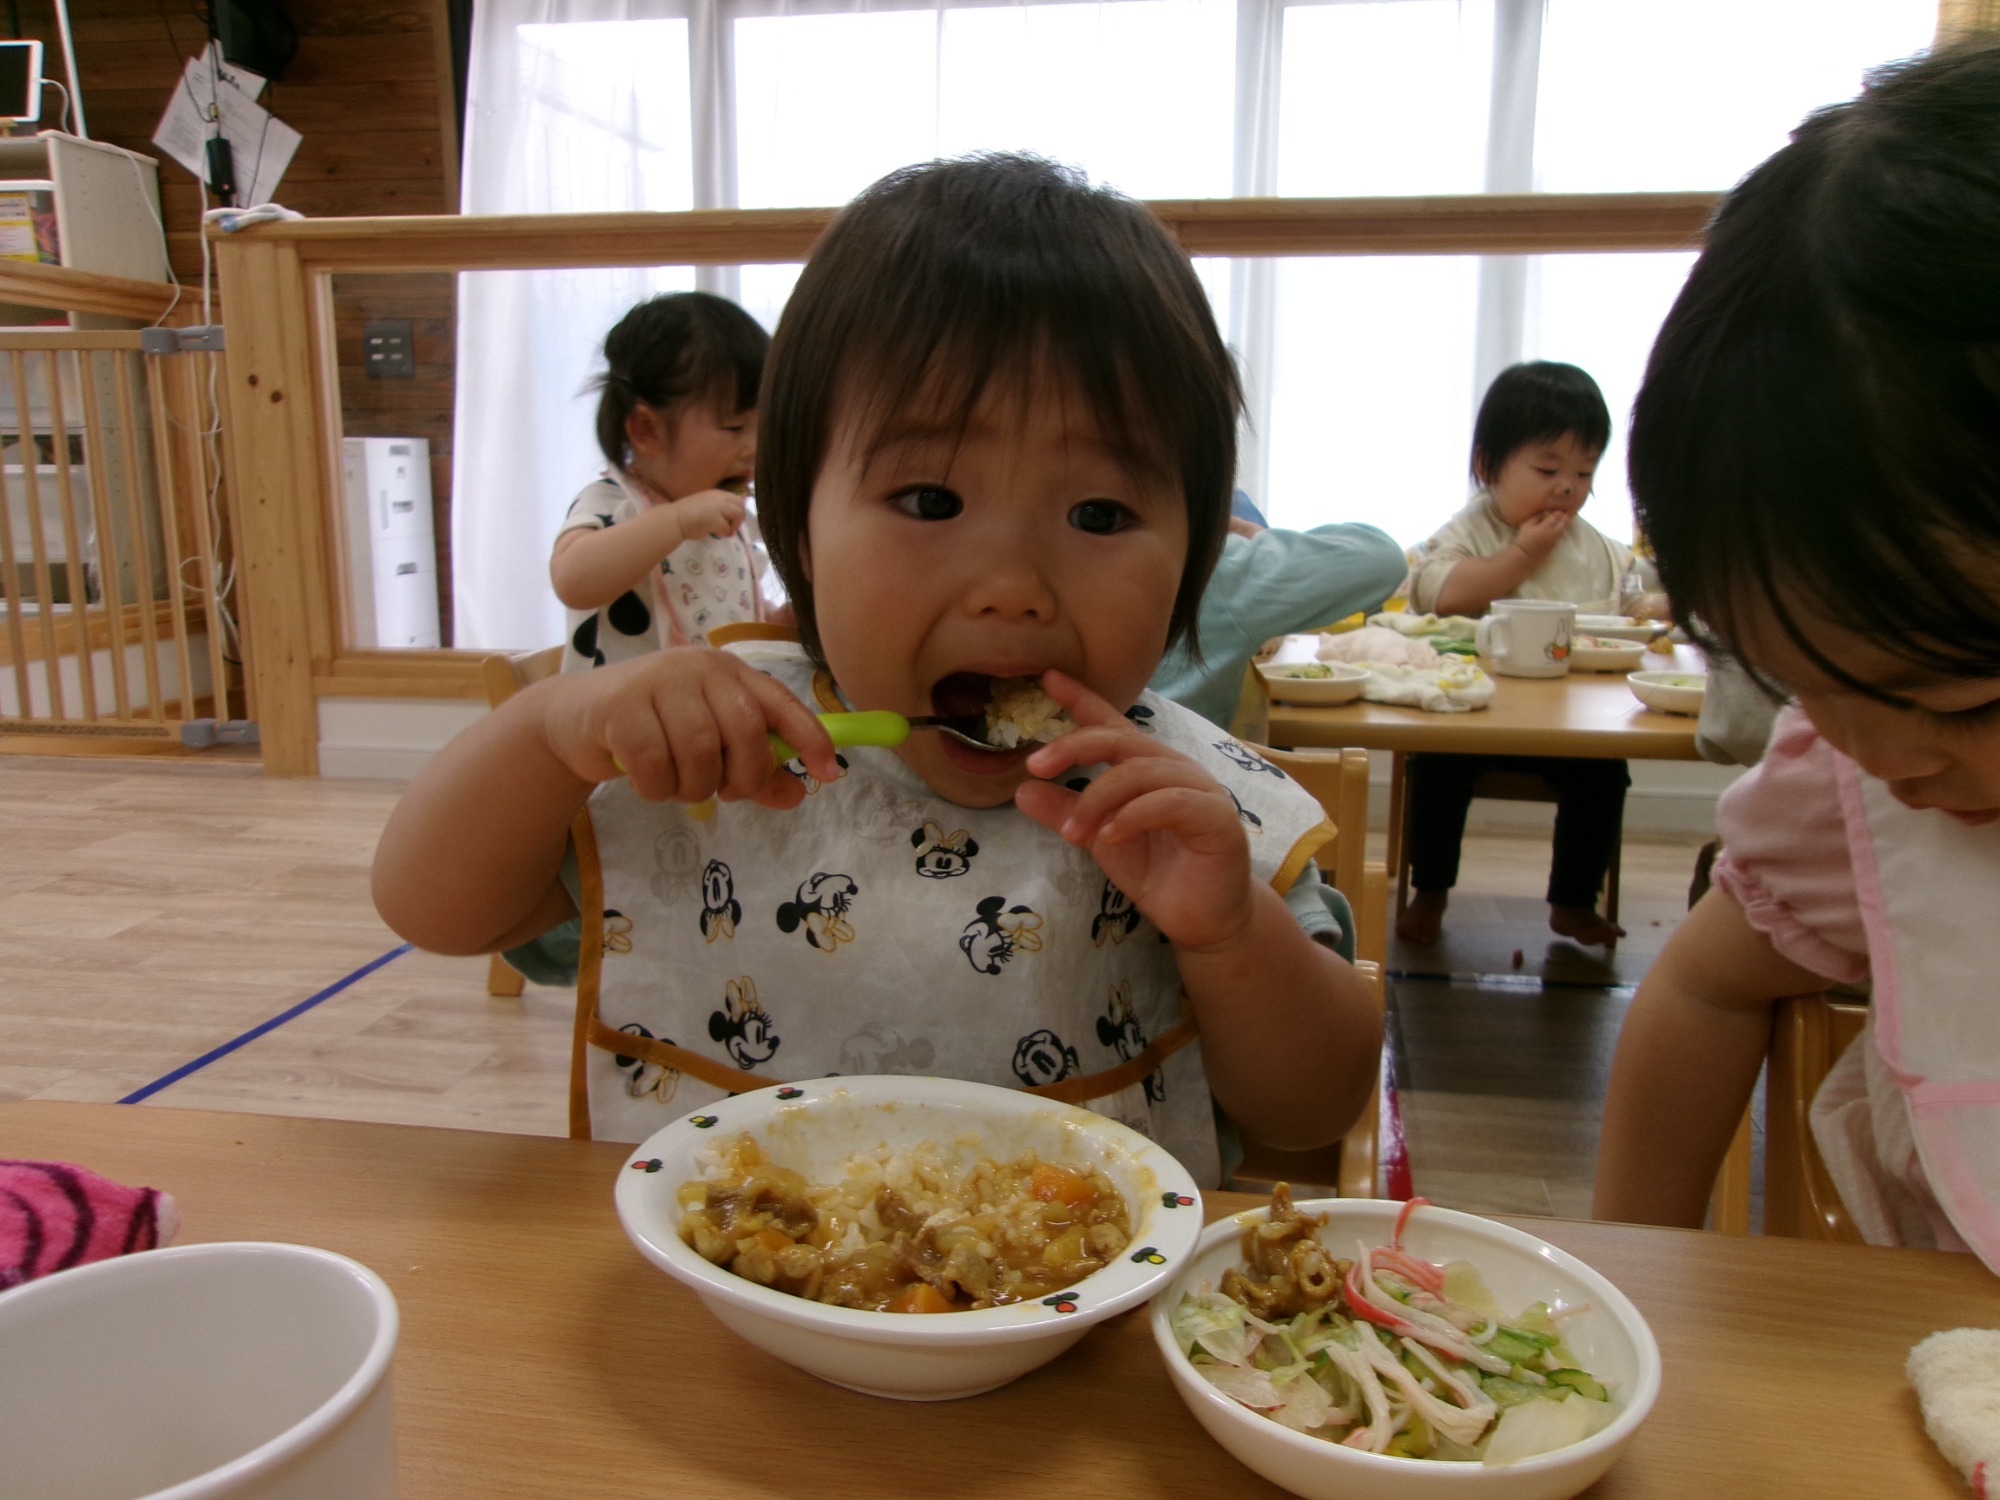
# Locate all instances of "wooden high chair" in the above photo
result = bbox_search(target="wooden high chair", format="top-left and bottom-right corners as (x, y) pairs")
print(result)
(1709, 993), (1866, 1240)
(1228, 742), (1389, 1198)
(480, 645), (566, 998)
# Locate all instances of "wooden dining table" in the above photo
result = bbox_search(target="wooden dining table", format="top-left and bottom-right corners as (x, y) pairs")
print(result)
(1264, 644), (1708, 765)
(3, 1100), (1988, 1497)
(1259, 643), (1709, 939)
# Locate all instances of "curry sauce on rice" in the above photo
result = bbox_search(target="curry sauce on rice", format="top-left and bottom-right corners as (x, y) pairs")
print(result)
(677, 1133), (1131, 1312)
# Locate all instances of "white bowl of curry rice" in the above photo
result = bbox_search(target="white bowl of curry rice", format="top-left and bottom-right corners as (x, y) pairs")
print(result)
(614, 1074), (1204, 1400)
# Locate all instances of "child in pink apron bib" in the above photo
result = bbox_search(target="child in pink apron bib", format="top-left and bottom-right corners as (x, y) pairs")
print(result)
(1592, 44), (2000, 1270)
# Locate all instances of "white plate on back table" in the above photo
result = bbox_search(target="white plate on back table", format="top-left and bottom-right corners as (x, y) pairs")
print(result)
(1569, 636), (1647, 672)
(1574, 615), (1668, 643)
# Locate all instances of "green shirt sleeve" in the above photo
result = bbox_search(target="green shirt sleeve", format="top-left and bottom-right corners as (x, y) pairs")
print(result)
(499, 843), (583, 987)
(1152, 522), (1410, 727)
(1282, 860), (1355, 963)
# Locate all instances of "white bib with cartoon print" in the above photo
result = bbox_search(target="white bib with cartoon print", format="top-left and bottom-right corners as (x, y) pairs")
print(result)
(558, 471), (762, 671)
(581, 642), (1332, 1187)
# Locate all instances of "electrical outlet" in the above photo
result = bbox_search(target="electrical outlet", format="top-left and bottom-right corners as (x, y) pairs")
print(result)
(364, 320), (415, 379)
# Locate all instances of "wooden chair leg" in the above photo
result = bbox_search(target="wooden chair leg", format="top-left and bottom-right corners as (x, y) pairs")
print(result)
(1604, 820), (1623, 930)
(487, 952), (526, 998)
(1387, 752), (1411, 924)
(1709, 1102), (1755, 1235)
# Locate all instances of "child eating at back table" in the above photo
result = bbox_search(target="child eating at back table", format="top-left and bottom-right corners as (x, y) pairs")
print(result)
(552, 291), (769, 668)
(372, 154), (1381, 1186)
(1595, 45), (2000, 1271)
(1397, 362), (1638, 949)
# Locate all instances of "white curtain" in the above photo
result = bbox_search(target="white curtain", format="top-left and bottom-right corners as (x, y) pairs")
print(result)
(453, 0), (1936, 649)
(453, 1), (699, 652)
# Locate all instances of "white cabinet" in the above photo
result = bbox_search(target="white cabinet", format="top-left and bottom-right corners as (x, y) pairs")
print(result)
(342, 437), (441, 649)
(0, 132), (171, 330)
(4, 462), (94, 588)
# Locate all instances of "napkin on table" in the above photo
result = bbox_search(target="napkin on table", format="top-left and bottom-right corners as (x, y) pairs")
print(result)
(1354, 660), (1496, 714)
(1316, 626), (1441, 671)
(1910, 1329), (2000, 1495)
(0, 1159), (179, 1289)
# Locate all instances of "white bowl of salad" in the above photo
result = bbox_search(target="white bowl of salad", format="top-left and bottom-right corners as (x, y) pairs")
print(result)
(1151, 1193), (1659, 1500)
(1257, 661), (1372, 706)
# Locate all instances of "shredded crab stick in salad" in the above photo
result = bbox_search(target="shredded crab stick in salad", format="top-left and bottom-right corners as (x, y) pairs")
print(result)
(1170, 1188), (1618, 1464)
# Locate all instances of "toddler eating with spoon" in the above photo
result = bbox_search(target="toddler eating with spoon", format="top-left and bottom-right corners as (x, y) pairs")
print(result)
(372, 154), (1381, 1182)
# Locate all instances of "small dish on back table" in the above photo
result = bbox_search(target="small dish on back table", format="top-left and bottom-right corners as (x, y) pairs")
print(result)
(1574, 614), (1669, 644)
(1568, 636), (1646, 673)
(1257, 662), (1372, 706)
(1626, 670), (1706, 716)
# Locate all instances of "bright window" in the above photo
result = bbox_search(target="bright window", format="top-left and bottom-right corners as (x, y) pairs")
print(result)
(455, 0), (1946, 648)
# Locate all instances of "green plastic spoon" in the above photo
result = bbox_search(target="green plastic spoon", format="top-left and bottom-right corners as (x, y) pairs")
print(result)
(612, 710), (990, 780)
(769, 710), (988, 763)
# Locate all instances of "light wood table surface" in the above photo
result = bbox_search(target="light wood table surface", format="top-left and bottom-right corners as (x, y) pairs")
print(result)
(1265, 645), (1707, 762)
(3, 1101), (1987, 1497)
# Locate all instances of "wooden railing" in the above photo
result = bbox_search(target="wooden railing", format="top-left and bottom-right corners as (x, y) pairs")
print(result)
(215, 191), (1718, 775)
(0, 264), (239, 739)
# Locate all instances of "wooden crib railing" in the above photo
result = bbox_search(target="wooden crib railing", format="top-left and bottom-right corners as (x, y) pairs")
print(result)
(0, 326), (236, 736)
(213, 191), (1719, 774)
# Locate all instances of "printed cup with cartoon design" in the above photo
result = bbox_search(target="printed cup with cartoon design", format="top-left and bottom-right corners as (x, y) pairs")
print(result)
(615, 1074), (1204, 1400)
(1475, 600), (1577, 680)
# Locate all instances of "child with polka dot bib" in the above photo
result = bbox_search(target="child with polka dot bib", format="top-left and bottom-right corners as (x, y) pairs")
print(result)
(374, 155), (1381, 1183)
(553, 292), (770, 669)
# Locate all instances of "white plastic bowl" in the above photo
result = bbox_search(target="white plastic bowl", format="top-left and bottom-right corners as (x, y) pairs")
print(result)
(1626, 670), (1706, 716)
(615, 1074), (1204, 1400)
(0, 1241), (399, 1500)
(1568, 637), (1645, 673)
(1258, 662), (1372, 706)
(1151, 1200), (1659, 1500)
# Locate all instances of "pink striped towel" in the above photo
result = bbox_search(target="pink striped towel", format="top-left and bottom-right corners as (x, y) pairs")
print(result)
(0, 1160), (179, 1289)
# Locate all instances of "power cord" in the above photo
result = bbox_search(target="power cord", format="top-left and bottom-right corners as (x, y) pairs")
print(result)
(39, 78), (70, 134)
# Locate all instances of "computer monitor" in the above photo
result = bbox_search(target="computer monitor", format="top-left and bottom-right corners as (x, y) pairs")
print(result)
(0, 41), (42, 125)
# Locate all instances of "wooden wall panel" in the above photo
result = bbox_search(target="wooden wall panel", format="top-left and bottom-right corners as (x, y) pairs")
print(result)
(25, 1), (461, 645)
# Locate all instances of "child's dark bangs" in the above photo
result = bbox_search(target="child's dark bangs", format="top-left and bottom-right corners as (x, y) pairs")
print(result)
(1641, 350), (2000, 699)
(839, 320), (1179, 490)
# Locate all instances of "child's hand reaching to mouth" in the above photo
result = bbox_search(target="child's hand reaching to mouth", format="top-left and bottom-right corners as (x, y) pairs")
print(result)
(1512, 506), (1573, 563)
(1012, 670), (1257, 953)
(1013, 669), (1377, 1150)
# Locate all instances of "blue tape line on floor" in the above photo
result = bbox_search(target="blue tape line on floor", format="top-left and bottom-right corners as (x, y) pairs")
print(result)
(118, 944), (414, 1105)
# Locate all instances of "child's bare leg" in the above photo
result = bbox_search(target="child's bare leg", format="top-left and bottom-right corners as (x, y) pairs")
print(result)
(1594, 888), (1827, 1227)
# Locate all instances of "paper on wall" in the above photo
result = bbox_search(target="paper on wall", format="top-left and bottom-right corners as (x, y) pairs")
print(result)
(151, 46), (299, 208)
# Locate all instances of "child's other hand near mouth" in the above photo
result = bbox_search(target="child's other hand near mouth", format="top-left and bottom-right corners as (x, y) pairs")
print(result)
(1014, 669), (1256, 953)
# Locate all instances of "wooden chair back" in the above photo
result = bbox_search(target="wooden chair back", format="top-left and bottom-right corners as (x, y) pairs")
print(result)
(481, 645), (564, 708)
(1711, 993), (1866, 1240)
(481, 646), (566, 998)
(1230, 742), (1388, 1198)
